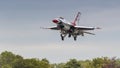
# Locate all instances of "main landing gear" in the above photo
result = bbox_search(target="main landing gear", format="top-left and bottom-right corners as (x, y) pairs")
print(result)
(60, 34), (67, 41)
(68, 34), (71, 38)
(73, 35), (77, 41)
(60, 32), (77, 41)
(61, 34), (64, 41)
(74, 36), (77, 41)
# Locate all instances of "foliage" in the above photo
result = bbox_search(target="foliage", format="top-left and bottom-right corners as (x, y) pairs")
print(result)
(64, 59), (81, 68)
(0, 51), (50, 68)
(0, 51), (120, 68)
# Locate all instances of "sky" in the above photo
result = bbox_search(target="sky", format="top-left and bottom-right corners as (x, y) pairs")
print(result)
(0, 0), (120, 63)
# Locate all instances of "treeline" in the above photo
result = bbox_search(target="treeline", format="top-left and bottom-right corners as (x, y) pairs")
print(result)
(0, 51), (120, 68)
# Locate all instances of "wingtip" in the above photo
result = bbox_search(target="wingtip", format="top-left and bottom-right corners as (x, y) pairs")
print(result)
(40, 27), (44, 29)
(40, 27), (48, 29)
(78, 11), (81, 13)
(96, 27), (101, 29)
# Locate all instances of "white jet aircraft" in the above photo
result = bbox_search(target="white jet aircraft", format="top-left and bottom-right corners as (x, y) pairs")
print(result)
(41, 12), (100, 41)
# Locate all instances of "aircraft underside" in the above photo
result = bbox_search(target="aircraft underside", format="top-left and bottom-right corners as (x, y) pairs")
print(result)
(60, 29), (79, 41)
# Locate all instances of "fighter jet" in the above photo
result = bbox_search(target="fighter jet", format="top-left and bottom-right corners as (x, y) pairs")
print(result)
(41, 12), (100, 41)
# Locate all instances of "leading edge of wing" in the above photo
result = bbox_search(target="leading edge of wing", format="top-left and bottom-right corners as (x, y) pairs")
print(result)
(75, 26), (95, 30)
(40, 26), (59, 30)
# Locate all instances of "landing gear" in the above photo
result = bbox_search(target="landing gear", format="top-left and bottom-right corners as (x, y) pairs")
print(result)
(68, 34), (71, 38)
(73, 35), (77, 41)
(74, 36), (77, 41)
(61, 34), (64, 41)
(60, 30), (67, 41)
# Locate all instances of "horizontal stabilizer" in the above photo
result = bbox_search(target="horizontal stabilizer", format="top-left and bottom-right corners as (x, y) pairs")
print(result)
(75, 26), (95, 30)
(95, 27), (101, 29)
(84, 32), (95, 35)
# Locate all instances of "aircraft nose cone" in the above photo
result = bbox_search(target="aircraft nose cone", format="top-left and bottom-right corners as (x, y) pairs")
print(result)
(52, 19), (59, 23)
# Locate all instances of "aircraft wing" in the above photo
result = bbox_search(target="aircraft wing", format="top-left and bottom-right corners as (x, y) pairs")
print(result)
(75, 26), (95, 30)
(40, 26), (60, 30)
(74, 26), (98, 36)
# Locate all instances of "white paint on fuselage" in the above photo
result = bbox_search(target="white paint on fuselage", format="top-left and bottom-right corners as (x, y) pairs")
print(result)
(59, 18), (72, 25)
(62, 23), (71, 30)
(53, 17), (74, 31)
(58, 18), (73, 31)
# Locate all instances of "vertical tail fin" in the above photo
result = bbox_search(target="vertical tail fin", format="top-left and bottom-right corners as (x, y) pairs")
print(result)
(72, 12), (81, 26)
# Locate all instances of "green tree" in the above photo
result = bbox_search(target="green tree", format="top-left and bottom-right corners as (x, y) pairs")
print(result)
(0, 51), (23, 68)
(64, 59), (81, 68)
(79, 60), (93, 68)
(12, 55), (24, 68)
(39, 58), (51, 68)
(22, 58), (41, 68)
(52, 63), (65, 68)
(1, 64), (12, 68)
(92, 57), (105, 68)
(1, 51), (120, 68)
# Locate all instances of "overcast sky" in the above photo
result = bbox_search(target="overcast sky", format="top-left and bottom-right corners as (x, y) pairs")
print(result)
(0, 0), (120, 63)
